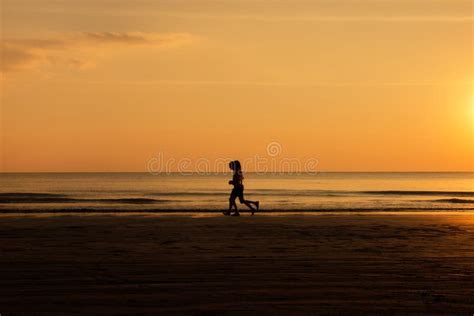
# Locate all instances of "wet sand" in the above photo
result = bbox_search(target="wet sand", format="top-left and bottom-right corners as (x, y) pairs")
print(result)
(1, 213), (474, 315)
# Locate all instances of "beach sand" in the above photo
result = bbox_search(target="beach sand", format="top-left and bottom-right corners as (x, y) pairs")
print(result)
(1, 213), (473, 315)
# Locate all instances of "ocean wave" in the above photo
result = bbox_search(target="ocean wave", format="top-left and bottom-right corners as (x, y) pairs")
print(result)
(3, 190), (474, 204)
(0, 193), (67, 198)
(362, 191), (474, 197)
(147, 190), (474, 197)
(433, 198), (474, 204)
(0, 207), (473, 214)
(147, 192), (228, 197)
(146, 190), (360, 197)
(95, 198), (164, 204)
(0, 193), (168, 204)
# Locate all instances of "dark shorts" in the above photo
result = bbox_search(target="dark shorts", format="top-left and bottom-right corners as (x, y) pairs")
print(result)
(230, 185), (244, 203)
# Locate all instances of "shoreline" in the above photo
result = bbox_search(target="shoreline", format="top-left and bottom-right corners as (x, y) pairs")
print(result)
(1, 208), (474, 215)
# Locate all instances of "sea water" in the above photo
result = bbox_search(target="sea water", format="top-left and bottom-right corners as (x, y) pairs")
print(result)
(0, 172), (473, 212)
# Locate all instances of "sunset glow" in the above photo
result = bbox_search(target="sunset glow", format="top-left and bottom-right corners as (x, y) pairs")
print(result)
(1, 0), (473, 172)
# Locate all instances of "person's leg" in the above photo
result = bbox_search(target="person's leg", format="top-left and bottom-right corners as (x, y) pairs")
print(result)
(239, 192), (256, 212)
(239, 192), (259, 215)
(230, 193), (242, 216)
(240, 200), (256, 216)
(245, 199), (258, 207)
(225, 191), (238, 215)
(242, 200), (256, 210)
(231, 199), (240, 216)
(230, 188), (240, 209)
(224, 199), (237, 215)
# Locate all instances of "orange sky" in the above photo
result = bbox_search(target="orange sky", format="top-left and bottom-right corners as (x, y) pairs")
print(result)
(1, 0), (473, 172)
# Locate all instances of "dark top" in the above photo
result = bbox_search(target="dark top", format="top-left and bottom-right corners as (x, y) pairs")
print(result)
(232, 173), (243, 188)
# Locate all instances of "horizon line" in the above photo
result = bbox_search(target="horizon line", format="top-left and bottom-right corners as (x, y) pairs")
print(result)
(1, 171), (473, 174)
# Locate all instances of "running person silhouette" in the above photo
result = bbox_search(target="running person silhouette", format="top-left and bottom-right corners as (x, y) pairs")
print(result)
(224, 160), (259, 216)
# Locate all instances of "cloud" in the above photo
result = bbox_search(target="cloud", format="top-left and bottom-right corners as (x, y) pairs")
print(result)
(1, 44), (39, 72)
(0, 32), (197, 73)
